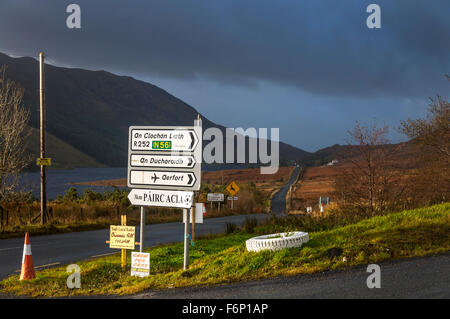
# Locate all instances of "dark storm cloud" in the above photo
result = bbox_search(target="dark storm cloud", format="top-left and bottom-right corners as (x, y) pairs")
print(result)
(0, 0), (449, 98)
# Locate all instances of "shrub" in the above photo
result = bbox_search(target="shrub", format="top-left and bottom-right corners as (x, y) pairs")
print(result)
(63, 187), (79, 202)
(242, 217), (258, 233)
(226, 222), (237, 234)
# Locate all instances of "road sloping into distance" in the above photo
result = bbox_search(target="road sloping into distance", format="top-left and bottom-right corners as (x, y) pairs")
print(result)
(270, 165), (301, 215)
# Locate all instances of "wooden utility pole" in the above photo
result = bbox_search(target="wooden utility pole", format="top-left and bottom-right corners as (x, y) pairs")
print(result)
(39, 52), (47, 225)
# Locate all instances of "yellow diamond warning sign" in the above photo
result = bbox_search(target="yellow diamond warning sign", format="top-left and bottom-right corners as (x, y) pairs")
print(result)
(226, 181), (240, 196)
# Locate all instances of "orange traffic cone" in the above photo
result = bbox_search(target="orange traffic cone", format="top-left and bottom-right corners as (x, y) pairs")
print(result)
(19, 232), (35, 280)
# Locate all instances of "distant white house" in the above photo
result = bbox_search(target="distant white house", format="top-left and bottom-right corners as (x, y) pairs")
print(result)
(326, 159), (339, 166)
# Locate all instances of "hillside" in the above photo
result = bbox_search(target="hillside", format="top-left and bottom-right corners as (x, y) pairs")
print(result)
(0, 52), (311, 168)
(305, 140), (421, 168)
(25, 127), (105, 170)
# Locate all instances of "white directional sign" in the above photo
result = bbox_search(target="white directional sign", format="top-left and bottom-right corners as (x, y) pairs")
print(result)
(130, 129), (198, 152)
(207, 193), (224, 202)
(127, 124), (202, 191)
(130, 154), (195, 169)
(129, 170), (196, 188)
(128, 189), (193, 208)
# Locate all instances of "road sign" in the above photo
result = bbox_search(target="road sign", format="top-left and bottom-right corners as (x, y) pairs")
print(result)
(130, 154), (195, 168)
(226, 181), (240, 196)
(207, 193), (224, 202)
(127, 125), (202, 191)
(109, 225), (135, 250)
(183, 203), (205, 224)
(319, 196), (330, 205)
(131, 252), (150, 277)
(227, 196), (238, 200)
(130, 128), (199, 152)
(36, 158), (51, 166)
(129, 170), (196, 188)
(128, 189), (193, 208)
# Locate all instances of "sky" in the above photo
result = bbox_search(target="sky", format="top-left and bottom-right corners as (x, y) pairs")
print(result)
(0, 0), (449, 152)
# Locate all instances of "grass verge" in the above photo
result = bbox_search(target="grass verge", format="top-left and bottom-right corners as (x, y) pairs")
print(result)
(0, 203), (448, 297)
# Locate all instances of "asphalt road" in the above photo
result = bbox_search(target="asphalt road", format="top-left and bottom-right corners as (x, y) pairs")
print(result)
(129, 252), (450, 299)
(0, 213), (272, 279)
(0, 167), (300, 279)
(270, 165), (300, 215)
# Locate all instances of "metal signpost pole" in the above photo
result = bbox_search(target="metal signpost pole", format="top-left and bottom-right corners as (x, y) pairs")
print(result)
(183, 208), (189, 270)
(192, 205), (195, 241)
(140, 207), (145, 252)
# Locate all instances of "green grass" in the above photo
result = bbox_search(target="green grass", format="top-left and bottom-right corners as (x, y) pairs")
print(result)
(1, 203), (449, 297)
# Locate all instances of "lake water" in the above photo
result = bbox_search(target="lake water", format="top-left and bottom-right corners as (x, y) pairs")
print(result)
(18, 164), (250, 199)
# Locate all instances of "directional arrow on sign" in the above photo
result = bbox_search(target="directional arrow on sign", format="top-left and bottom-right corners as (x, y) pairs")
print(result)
(130, 154), (196, 169)
(131, 129), (199, 152)
(129, 170), (197, 188)
(128, 189), (193, 208)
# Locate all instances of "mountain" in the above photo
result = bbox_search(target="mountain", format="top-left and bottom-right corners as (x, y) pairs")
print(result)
(307, 141), (421, 169)
(0, 52), (311, 168)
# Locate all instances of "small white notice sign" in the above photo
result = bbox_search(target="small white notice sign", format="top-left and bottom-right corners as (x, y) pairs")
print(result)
(131, 252), (150, 277)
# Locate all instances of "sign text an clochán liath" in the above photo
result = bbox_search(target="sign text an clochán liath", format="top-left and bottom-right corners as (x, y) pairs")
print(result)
(131, 129), (198, 152)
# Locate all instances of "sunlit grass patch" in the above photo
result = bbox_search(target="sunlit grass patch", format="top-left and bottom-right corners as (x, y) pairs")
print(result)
(1, 203), (448, 297)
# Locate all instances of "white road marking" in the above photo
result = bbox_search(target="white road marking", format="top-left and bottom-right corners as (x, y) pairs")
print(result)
(0, 246), (23, 252)
(91, 252), (118, 258)
(14, 262), (61, 273)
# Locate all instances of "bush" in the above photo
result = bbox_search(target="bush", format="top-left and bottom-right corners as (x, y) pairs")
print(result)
(63, 187), (79, 202)
(226, 222), (237, 234)
(242, 217), (258, 233)
(82, 189), (104, 202)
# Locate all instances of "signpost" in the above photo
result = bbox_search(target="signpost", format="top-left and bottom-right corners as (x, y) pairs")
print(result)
(130, 128), (199, 152)
(131, 252), (150, 277)
(126, 119), (202, 271)
(130, 154), (195, 169)
(36, 158), (51, 166)
(207, 193), (224, 202)
(319, 196), (330, 206)
(226, 181), (240, 209)
(109, 225), (136, 250)
(128, 189), (193, 208)
(129, 170), (197, 188)
(183, 203), (205, 224)
(226, 181), (240, 196)
(106, 215), (138, 269)
(207, 193), (224, 213)
(127, 125), (201, 191)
